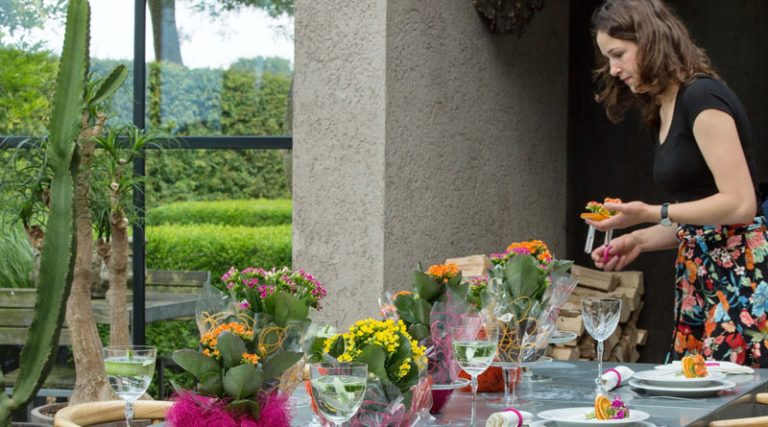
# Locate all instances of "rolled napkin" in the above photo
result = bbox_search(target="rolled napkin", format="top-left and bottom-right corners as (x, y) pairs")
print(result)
(659, 360), (754, 375)
(485, 408), (533, 427)
(600, 366), (635, 391)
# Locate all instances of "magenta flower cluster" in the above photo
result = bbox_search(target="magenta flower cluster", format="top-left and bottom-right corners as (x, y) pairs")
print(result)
(218, 266), (328, 312)
(609, 397), (629, 420)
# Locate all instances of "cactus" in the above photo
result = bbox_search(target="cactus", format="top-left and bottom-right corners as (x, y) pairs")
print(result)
(0, 0), (90, 424)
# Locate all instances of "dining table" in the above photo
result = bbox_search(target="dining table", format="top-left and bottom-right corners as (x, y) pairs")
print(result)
(290, 359), (768, 426)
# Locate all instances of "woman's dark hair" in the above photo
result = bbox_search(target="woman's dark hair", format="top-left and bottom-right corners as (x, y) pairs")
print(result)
(591, 0), (718, 126)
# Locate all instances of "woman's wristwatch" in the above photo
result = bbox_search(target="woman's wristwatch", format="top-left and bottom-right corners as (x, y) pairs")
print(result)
(660, 202), (673, 226)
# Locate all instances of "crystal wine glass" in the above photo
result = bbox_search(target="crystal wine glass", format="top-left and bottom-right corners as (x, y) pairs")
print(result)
(452, 324), (498, 427)
(581, 297), (622, 392)
(309, 362), (368, 427)
(103, 345), (157, 426)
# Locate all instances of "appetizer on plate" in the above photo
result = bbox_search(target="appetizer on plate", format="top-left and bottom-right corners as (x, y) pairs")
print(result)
(682, 354), (708, 378)
(590, 394), (630, 421)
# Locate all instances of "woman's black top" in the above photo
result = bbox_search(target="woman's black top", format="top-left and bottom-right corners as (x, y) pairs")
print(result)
(652, 77), (761, 207)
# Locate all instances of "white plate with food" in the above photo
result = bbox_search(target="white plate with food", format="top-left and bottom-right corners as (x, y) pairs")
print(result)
(536, 407), (650, 427)
(528, 421), (657, 427)
(629, 378), (735, 398)
(632, 369), (726, 388)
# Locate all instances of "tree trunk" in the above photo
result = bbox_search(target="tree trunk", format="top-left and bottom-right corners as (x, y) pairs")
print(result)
(107, 210), (130, 347)
(148, 0), (184, 64)
(66, 113), (113, 405)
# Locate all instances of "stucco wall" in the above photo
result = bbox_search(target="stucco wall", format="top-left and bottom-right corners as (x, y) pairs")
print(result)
(294, 0), (570, 327)
(384, 1), (571, 293)
(293, 0), (387, 327)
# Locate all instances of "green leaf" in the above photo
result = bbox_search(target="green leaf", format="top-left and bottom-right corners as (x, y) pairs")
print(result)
(172, 349), (220, 380)
(393, 293), (417, 324)
(223, 364), (262, 399)
(274, 292), (309, 327)
(216, 331), (248, 369)
(198, 371), (223, 396)
(228, 399), (260, 419)
(262, 351), (303, 381)
(413, 271), (441, 302)
(504, 256), (540, 299)
(354, 344), (390, 386)
(407, 324), (430, 342)
(412, 299), (432, 325)
(327, 335), (345, 358)
(88, 64), (127, 106)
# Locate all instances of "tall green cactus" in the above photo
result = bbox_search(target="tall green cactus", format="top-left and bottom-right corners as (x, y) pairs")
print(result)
(0, 0), (90, 424)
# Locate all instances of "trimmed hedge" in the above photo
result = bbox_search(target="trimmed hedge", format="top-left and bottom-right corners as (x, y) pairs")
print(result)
(147, 199), (291, 227)
(146, 224), (291, 281)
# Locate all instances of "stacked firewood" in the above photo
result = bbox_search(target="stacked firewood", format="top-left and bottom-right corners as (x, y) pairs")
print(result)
(548, 265), (647, 362)
(441, 257), (647, 362)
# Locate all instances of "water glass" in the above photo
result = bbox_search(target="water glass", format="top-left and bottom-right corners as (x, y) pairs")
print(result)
(103, 345), (157, 426)
(452, 324), (498, 427)
(581, 297), (621, 391)
(309, 362), (368, 427)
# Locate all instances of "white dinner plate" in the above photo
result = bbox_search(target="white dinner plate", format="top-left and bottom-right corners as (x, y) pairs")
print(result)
(654, 361), (755, 375)
(528, 421), (656, 427)
(629, 378), (735, 398)
(632, 369), (726, 388)
(536, 407), (650, 427)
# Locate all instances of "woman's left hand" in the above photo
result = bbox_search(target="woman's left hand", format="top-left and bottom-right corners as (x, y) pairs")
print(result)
(586, 201), (655, 231)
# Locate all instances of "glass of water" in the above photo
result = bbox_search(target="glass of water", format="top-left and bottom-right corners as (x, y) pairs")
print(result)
(103, 345), (156, 426)
(581, 297), (622, 391)
(309, 362), (368, 427)
(452, 324), (498, 427)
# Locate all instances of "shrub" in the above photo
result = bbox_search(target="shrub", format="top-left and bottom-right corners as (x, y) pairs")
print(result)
(0, 222), (33, 288)
(0, 47), (57, 136)
(147, 199), (291, 227)
(146, 224), (291, 280)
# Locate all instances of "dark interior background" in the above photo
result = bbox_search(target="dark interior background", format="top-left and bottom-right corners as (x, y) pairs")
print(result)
(566, 0), (768, 363)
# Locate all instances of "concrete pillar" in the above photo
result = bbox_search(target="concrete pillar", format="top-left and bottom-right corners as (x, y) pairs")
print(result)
(294, 0), (570, 327)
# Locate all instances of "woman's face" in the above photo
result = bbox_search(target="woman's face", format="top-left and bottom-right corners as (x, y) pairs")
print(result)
(596, 31), (641, 93)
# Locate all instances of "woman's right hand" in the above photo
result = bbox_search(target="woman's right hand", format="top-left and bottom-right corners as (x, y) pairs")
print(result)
(591, 232), (642, 271)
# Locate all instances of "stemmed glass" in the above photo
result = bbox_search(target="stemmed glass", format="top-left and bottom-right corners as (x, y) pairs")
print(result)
(581, 297), (622, 392)
(103, 345), (157, 426)
(309, 362), (368, 427)
(451, 324), (498, 427)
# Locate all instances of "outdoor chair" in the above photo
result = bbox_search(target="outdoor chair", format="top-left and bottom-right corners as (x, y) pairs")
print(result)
(53, 400), (172, 427)
(708, 393), (768, 427)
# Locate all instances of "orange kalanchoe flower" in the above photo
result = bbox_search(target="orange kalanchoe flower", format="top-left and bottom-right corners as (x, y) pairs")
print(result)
(200, 322), (255, 358)
(426, 263), (459, 284)
(241, 352), (260, 365)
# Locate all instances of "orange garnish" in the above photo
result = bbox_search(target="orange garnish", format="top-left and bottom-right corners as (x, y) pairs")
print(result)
(682, 354), (707, 378)
(594, 394), (612, 420)
(580, 212), (610, 221)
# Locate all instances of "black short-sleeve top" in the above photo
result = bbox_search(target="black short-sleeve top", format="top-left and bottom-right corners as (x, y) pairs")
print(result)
(652, 77), (760, 205)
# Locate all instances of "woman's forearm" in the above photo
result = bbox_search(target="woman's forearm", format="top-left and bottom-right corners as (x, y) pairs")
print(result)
(630, 224), (680, 252)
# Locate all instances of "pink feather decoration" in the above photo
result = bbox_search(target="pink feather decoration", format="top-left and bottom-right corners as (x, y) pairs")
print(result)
(167, 391), (291, 427)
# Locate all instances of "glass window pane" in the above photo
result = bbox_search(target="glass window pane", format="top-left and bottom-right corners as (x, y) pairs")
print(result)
(145, 1), (293, 136)
(0, 0), (135, 136)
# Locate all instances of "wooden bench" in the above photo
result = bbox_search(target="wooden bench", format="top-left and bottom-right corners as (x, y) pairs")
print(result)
(1, 269), (211, 396)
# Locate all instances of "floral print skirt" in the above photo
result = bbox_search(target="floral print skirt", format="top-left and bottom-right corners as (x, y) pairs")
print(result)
(670, 216), (768, 367)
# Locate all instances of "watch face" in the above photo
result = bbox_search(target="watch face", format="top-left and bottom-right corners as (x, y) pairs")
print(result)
(661, 217), (672, 226)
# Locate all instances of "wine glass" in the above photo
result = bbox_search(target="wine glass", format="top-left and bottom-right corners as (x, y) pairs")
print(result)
(103, 345), (157, 426)
(451, 324), (498, 427)
(309, 362), (368, 427)
(581, 297), (621, 392)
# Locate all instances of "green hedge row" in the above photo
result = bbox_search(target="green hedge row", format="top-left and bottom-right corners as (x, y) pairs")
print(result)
(147, 199), (291, 227)
(146, 224), (291, 281)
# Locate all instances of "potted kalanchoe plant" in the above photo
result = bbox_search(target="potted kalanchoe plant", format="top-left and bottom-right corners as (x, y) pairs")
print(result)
(167, 266), (327, 426)
(382, 263), (470, 414)
(487, 239), (576, 371)
(322, 318), (432, 426)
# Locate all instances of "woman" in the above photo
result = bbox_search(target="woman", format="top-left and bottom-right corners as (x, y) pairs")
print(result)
(587, 0), (768, 367)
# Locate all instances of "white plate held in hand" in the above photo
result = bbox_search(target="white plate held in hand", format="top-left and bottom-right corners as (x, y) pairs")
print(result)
(632, 369), (726, 388)
(536, 407), (650, 427)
